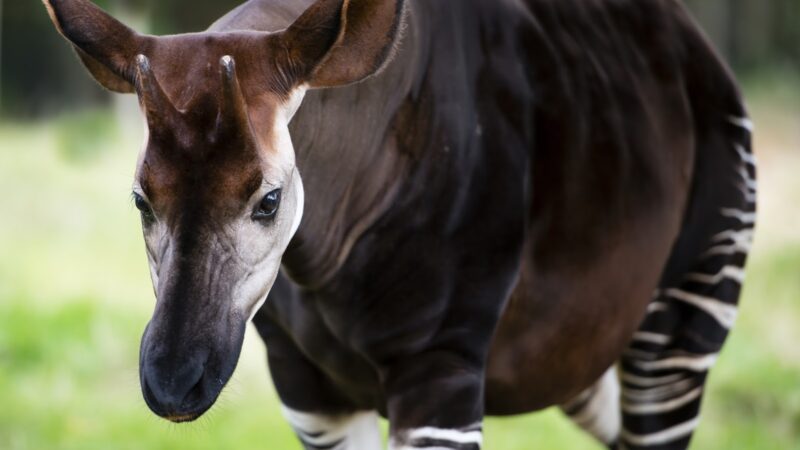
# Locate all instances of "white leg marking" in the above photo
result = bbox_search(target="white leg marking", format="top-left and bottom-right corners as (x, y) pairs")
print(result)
(685, 265), (745, 285)
(665, 289), (738, 329)
(622, 378), (697, 403)
(623, 348), (659, 361)
(736, 183), (758, 204)
(391, 424), (483, 450)
(622, 386), (703, 415)
(702, 229), (753, 258)
(282, 407), (382, 450)
(712, 228), (754, 244)
(734, 143), (757, 166)
(720, 208), (756, 225)
(394, 447), (460, 450)
(736, 166), (758, 190)
(566, 367), (621, 445)
(632, 332), (672, 346)
(646, 301), (670, 314)
(620, 371), (685, 388)
(728, 116), (754, 132)
(702, 242), (752, 258)
(563, 367), (622, 444)
(406, 427), (483, 445)
(632, 353), (718, 373)
(621, 417), (700, 446)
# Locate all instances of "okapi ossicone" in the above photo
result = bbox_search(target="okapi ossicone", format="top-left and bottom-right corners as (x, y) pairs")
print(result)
(43, 0), (756, 448)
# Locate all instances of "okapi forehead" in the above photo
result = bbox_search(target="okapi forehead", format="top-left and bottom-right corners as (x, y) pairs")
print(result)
(138, 147), (265, 221)
(145, 31), (294, 107)
(135, 31), (295, 156)
(134, 32), (297, 219)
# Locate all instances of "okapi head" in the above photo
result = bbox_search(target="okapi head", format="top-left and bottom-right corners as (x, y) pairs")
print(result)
(44, 0), (405, 422)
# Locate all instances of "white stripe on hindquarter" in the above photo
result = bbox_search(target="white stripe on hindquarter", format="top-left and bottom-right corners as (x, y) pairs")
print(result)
(646, 301), (670, 314)
(565, 367), (621, 445)
(736, 165), (758, 190)
(632, 331), (672, 346)
(728, 115), (754, 132)
(631, 353), (718, 373)
(734, 143), (757, 166)
(622, 378), (697, 403)
(720, 208), (756, 225)
(685, 265), (745, 285)
(621, 386), (703, 415)
(664, 288), (738, 329)
(620, 371), (685, 388)
(621, 417), (700, 446)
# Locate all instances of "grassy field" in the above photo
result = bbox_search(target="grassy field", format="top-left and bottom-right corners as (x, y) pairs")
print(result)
(1, 75), (798, 449)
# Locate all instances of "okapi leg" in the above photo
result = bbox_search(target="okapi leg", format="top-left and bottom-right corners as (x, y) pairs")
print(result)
(262, 329), (383, 450)
(281, 408), (382, 450)
(618, 116), (756, 449)
(385, 352), (485, 450)
(560, 366), (621, 448)
(251, 283), (383, 450)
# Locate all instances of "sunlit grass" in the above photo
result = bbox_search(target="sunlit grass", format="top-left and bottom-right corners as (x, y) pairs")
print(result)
(0, 76), (799, 449)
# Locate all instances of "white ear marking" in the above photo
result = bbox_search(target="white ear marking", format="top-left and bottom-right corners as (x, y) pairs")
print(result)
(283, 84), (308, 123)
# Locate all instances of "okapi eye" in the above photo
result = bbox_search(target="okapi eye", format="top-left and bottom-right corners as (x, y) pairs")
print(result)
(133, 193), (155, 222)
(253, 189), (282, 221)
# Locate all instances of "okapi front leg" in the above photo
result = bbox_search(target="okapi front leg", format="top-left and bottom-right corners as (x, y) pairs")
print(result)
(384, 352), (485, 450)
(282, 408), (382, 450)
(253, 305), (382, 450)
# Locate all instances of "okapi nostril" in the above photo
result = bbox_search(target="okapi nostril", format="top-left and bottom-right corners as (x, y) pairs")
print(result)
(141, 358), (207, 415)
(183, 370), (206, 404)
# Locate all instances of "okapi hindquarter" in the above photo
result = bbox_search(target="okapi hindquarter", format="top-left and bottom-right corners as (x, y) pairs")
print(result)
(43, 0), (754, 449)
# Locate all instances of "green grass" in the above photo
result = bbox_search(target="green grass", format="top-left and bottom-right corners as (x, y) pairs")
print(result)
(1, 79), (799, 449)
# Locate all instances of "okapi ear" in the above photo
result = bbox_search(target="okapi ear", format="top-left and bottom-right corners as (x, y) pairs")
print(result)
(281, 0), (406, 88)
(42, 0), (145, 93)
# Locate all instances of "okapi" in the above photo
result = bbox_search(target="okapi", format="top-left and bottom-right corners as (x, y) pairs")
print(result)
(43, 0), (756, 448)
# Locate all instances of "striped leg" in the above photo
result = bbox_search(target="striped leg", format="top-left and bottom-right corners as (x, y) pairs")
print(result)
(618, 115), (755, 449)
(282, 407), (383, 450)
(619, 334), (712, 450)
(390, 423), (483, 450)
(561, 366), (621, 448)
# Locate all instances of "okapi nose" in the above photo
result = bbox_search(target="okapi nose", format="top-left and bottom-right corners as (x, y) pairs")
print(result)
(141, 351), (208, 419)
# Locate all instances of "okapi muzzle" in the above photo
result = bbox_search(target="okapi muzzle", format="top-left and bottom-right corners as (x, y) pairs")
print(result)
(43, 0), (404, 422)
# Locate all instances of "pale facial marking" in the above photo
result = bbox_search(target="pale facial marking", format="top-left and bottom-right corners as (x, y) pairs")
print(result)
(236, 87), (307, 321)
(136, 85), (308, 322)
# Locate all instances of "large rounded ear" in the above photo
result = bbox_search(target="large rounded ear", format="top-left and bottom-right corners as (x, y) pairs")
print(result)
(280, 0), (406, 88)
(42, 0), (146, 93)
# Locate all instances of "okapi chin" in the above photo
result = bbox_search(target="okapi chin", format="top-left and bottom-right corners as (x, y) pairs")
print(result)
(44, 0), (755, 449)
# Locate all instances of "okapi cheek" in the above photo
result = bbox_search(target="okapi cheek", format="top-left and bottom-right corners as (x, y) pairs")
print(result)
(235, 171), (304, 322)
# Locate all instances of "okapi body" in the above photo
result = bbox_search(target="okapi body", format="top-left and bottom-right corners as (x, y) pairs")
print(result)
(44, 0), (755, 448)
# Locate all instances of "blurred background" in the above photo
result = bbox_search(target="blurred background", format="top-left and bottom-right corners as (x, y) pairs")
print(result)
(0, 0), (798, 449)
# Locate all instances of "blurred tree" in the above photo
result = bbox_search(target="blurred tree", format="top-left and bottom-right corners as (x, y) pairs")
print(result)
(142, 0), (242, 34)
(683, 0), (800, 71)
(0, 0), (240, 118)
(1, 0), (798, 118)
(1, 0), (112, 117)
